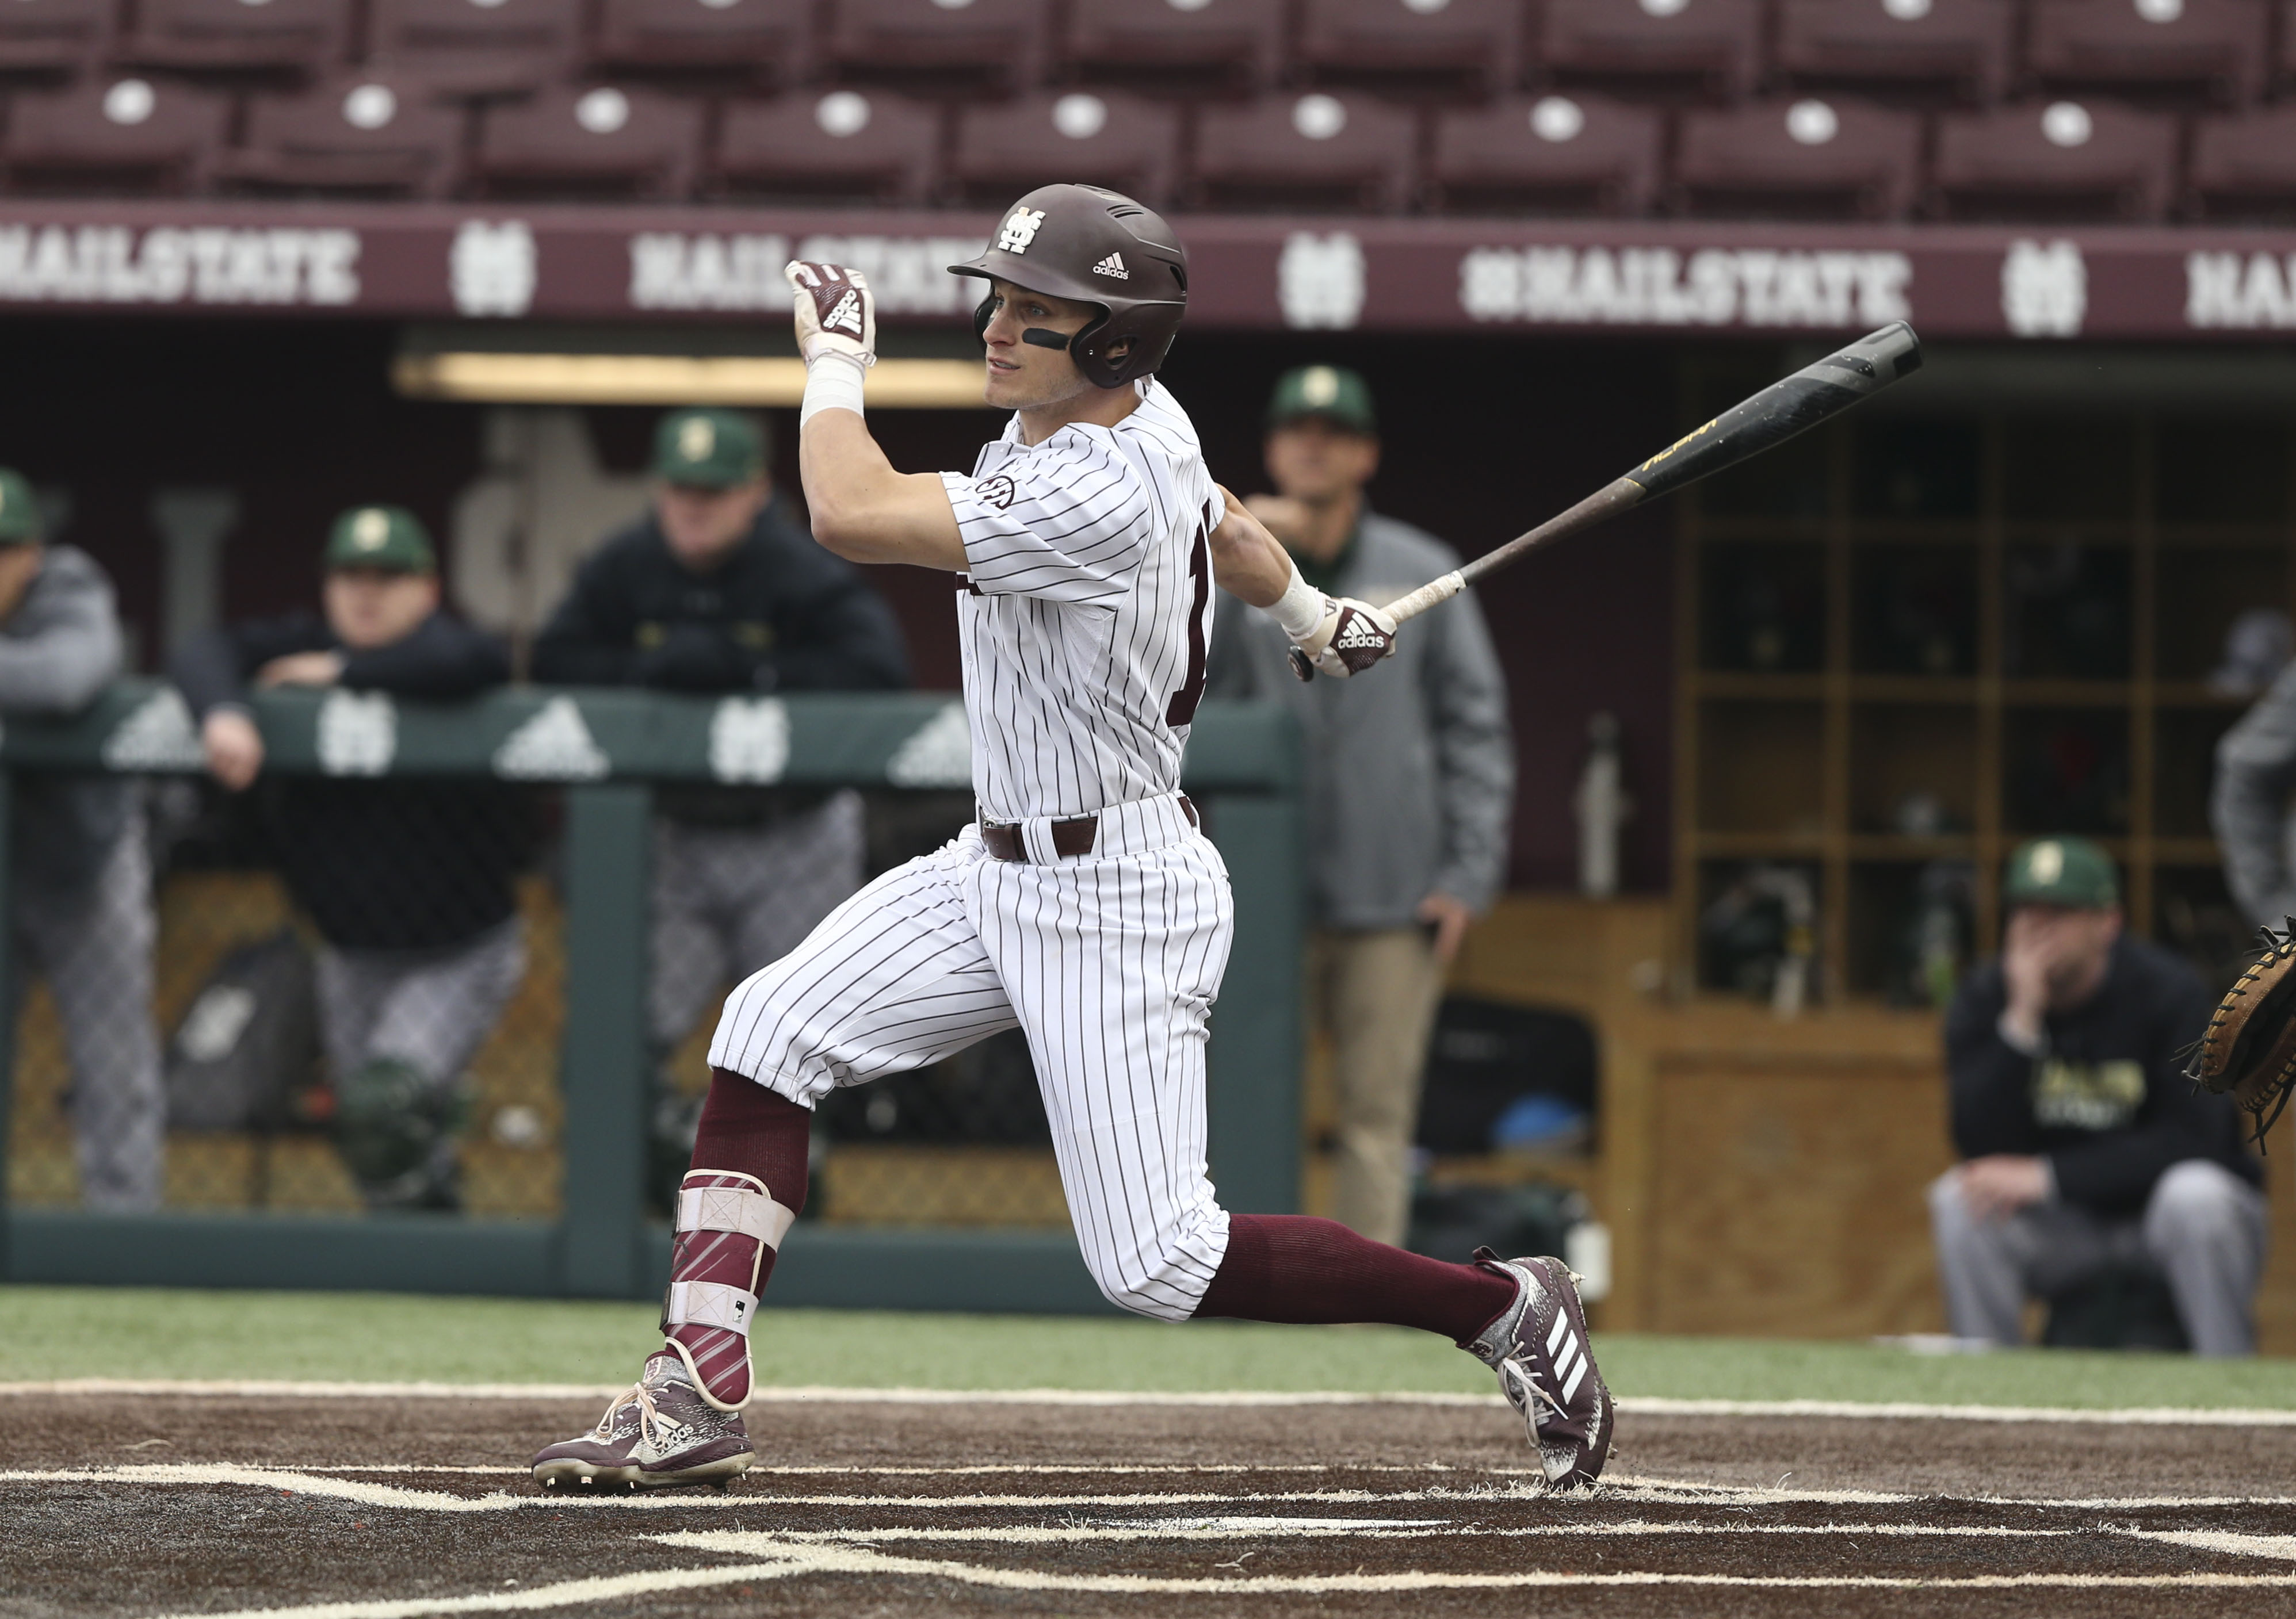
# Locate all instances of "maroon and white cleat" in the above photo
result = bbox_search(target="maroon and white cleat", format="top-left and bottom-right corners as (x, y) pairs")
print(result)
(530, 1352), (755, 1492)
(1461, 1250), (1615, 1491)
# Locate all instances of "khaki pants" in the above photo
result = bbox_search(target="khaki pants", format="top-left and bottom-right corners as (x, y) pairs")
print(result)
(1306, 928), (1446, 1247)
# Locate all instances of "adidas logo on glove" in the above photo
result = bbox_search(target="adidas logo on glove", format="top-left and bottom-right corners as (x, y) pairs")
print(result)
(1335, 617), (1387, 649)
(824, 290), (864, 336)
(1092, 252), (1129, 281)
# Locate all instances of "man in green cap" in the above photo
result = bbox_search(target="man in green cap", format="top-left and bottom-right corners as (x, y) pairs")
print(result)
(172, 506), (529, 1210)
(533, 409), (908, 1206)
(1931, 836), (2264, 1353)
(0, 466), (163, 1210)
(1206, 367), (1514, 1247)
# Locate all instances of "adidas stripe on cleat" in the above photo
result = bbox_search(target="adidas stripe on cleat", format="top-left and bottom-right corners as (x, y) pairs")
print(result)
(1461, 1249), (1615, 1491)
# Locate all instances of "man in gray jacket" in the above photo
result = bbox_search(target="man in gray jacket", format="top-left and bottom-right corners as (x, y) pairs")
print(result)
(2215, 655), (2296, 939)
(1207, 367), (1514, 1246)
(0, 468), (161, 1209)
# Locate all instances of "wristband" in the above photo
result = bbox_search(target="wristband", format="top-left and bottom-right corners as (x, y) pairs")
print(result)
(1268, 557), (1329, 641)
(799, 351), (867, 427)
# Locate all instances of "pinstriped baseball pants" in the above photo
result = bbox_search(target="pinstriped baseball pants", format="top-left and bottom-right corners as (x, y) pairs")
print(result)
(708, 803), (1235, 1320)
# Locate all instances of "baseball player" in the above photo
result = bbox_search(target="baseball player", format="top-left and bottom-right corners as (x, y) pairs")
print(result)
(531, 184), (1612, 1493)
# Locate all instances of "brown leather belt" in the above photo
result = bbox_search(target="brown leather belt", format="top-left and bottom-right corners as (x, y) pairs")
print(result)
(980, 796), (1197, 864)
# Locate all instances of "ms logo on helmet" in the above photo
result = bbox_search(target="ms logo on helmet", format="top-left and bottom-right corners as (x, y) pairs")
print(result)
(997, 208), (1048, 255)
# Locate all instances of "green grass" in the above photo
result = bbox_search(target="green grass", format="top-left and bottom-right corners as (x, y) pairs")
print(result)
(5, 1284), (2294, 1410)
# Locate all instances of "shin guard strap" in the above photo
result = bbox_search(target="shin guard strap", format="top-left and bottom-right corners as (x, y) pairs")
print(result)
(664, 1280), (758, 1336)
(676, 1180), (797, 1251)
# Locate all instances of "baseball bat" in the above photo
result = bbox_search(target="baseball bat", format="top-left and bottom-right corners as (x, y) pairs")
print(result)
(1383, 321), (1924, 626)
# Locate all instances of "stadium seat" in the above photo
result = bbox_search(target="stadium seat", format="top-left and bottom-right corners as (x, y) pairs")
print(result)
(593, 0), (814, 85)
(948, 91), (1180, 207)
(1676, 96), (1920, 219)
(1774, 0), (2012, 104)
(1932, 98), (2175, 219)
(0, 0), (115, 78)
(472, 83), (698, 199)
(216, 76), (464, 197)
(1427, 93), (1662, 215)
(113, 0), (350, 78)
(2, 75), (226, 193)
(1537, 0), (1763, 102)
(1063, 0), (1285, 94)
(2027, 0), (2265, 105)
(365, 0), (582, 101)
(1296, 0), (1524, 97)
(2188, 105), (2296, 220)
(1191, 91), (1416, 212)
(822, 0), (1049, 93)
(713, 88), (940, 203)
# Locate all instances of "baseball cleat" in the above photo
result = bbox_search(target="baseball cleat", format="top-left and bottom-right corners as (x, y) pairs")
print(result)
(1461, 1250), (1615, 1491)
(530, 1352), (755, 1492)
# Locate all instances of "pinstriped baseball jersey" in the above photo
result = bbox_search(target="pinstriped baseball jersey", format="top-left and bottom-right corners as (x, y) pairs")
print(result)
(940, 378), (1220, 822)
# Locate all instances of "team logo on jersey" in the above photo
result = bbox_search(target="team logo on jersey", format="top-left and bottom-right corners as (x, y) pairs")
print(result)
(1091, 252), (1129, 281)
(824, 288), (865, 337)
(997, 208), (1048, 255)
(977, 474), (1018, 510)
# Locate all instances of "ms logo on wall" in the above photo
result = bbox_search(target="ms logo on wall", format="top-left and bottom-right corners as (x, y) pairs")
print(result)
(451, 220), (537, 318)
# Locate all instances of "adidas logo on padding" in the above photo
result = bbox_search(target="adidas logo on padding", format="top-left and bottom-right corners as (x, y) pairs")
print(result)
(825, 289), (864, 335)
(1092, 252), (1129, 280)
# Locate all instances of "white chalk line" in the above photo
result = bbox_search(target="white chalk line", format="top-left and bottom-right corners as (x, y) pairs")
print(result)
(17, 1379), (2296, 1428)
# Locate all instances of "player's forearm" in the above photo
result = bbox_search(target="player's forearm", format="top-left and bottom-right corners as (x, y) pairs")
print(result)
(1208, 502), (1294, 608)
(799, 412), (968, 572)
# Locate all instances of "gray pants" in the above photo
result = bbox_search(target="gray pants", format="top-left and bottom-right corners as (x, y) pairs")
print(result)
(650, 792), (866, 1053)
(315, 917), (528, 1091)
(13, 823), (161, 1211)
(1928, 1159), (2268, 1356)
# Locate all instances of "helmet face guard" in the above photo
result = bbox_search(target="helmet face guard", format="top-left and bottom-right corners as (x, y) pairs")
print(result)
(949, 183), (1188, 391)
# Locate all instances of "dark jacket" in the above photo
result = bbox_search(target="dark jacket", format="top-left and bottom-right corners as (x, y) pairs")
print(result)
(532, 497), (908, 824)
(0, 546), (133, 895)
(172, 610), (529, 952)
(1944, 933), (2260, 1215)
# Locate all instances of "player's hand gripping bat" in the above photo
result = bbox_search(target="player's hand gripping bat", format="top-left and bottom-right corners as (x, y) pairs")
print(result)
(1381, 321), (1924, 629)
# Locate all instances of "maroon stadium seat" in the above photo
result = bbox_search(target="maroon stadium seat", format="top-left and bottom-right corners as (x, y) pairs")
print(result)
(3, 75), (227, 192)
(949, 91), (1180, 207)
(1296, 0), (1524, 96)
(217, 76), (464, 197)
(1191, 91), (1416, 212)
(2027, 0), (2265, 105)
(1064, 0), (1285, 93)
(1774, 0), (2012, 104)
(2188, 105), (2296, 219)
(1537, 0), (1763, 101)
(113, 0), (350, 78)
(365, 0), (582, 100)
(593, 0), (814, 85)
(0, 0), (115, 77)
(1676, 96), (1920, 218)
(822, 0), (1049, 92)
(473, 83), (699, 198)
(714, 89), (940, 202)
(1428, 92), (1662, 215)
(1932, 98), (2175, 219)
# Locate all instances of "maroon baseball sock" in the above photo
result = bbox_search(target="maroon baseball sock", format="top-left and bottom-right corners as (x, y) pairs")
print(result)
(660, 1069), (812, 1406)
(1193, 1214), (1518, 1346)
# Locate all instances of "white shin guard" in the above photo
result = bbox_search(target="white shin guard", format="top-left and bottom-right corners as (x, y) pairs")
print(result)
(661, 1169), (798, 1412)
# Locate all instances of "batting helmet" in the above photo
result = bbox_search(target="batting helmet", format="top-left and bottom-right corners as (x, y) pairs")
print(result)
(948, 183), (1188, 390)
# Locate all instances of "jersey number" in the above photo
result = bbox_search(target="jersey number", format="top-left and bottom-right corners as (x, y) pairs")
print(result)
(1166, 522), (1211, 728)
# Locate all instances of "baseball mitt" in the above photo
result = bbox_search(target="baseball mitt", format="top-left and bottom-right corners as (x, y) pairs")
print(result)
(2187, 922), (2296, 1144)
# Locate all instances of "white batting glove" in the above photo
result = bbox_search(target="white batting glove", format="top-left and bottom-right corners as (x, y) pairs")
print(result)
(786, 260), (876, 368)
(1291, 597), (1400, 680)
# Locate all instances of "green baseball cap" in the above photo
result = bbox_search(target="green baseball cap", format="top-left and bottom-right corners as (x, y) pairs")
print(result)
(652, 408), (767, 489)
(0, 468), (43, 544)
(1267, 365), (1377, 435)
(324, 506), (435, 574)
(2005, 837), (2120, 910)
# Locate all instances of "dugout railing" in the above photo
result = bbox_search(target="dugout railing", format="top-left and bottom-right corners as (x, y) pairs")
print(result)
(0, 682), (1301, 1313)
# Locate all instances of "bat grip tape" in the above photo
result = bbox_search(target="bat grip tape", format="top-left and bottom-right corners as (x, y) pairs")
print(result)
(1385, 571), (1464, 627)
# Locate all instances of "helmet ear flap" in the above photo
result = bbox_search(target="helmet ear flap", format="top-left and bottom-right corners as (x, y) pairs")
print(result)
(972, 293), (995, 344)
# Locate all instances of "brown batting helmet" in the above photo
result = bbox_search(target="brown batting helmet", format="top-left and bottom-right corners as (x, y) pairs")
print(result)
(948, 183), (1188, 389)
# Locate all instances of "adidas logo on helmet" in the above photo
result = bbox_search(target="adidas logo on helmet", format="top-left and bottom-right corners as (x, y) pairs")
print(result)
(1091, 252), (1129, 281)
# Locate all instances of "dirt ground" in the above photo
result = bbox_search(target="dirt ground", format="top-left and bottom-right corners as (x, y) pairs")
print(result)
(5, 1391), (2296, 1618)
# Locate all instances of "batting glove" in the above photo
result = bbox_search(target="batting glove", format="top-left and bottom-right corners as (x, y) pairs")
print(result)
(1288, 597), (1400, 681)
(786, 261), (876, 368)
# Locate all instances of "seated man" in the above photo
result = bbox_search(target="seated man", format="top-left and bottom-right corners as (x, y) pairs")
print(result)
(0, 466), (162, 1210)
(172, 506), (529, 1211)
(1930, 836), (2264, 1355)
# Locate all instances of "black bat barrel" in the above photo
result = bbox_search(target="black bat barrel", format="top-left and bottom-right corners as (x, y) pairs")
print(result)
(1623, 321), (1923, 502)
